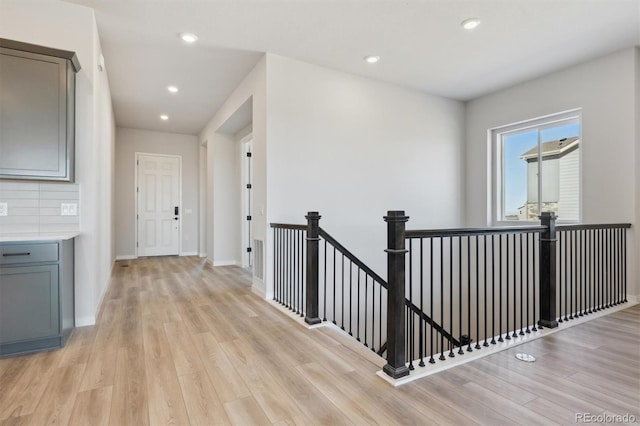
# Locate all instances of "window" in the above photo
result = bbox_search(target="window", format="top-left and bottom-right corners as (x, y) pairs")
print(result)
(493, 110), (581, 223)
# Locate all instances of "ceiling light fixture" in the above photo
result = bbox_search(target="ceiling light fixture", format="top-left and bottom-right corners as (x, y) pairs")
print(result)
(167, 85), (179, 93)
(179, 32), (198, 43)
(364, 55), (380, 64)
(461, 18), (481, 30)
(160, 114), (169, 121)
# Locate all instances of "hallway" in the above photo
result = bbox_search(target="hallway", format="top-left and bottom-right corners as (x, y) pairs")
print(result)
(0, 256), (638, 425)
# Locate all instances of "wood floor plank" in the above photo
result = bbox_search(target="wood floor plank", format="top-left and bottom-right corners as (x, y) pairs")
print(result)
(68, 387), (113, 426)
(27, 363), (86, 426)
(191, 332), (251, 403)
(108, 346), (149, 426)
(178, 373), (231, 426)
(223, 396), (272, 426)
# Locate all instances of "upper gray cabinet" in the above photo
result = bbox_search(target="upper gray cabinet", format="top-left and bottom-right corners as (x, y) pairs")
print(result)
(0, 38), (81, 182)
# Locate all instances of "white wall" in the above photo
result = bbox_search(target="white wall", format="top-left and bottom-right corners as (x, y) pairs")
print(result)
(265, 54), (465, 294)
(465, 47), (638, 296)
(114, 128), (199, 257)
(0, 0), (116, 325)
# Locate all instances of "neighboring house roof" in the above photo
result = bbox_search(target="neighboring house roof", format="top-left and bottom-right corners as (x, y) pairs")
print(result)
(521, 136), (579, 161)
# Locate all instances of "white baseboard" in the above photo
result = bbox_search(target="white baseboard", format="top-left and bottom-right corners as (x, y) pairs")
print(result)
(76, 316), (96, 327)
(252, 282), (266, 299)
(199, 252), (207, 258)
(627, 294), (639, 303)
(213, 260), (237, 266)
(180, 251), (198, 257)
(115, 255), (137, 260)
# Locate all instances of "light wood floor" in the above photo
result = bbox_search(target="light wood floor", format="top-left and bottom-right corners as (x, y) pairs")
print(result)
(1, 256), (638, 426)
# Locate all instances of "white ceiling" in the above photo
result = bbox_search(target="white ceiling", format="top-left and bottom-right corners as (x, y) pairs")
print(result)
(68, 0), (640, 135)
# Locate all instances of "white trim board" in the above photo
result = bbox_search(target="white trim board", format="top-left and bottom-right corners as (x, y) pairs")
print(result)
(213, 260), (237, 266)
(180, 252), (198, 257)
(115, 255), (137, 261)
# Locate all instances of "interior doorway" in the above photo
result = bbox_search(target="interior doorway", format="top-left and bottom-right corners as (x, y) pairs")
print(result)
(135, 152), (182, 257)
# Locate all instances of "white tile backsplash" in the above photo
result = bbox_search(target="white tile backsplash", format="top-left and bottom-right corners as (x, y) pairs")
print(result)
(0, 182), (80, 234)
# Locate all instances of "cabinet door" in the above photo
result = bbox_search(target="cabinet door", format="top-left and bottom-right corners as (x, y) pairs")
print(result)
(0, 48), (71, 180)
(0, 265), (59, 343)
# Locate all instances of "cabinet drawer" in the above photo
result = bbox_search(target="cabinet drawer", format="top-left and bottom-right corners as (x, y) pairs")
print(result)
(0, 244), (58, 265)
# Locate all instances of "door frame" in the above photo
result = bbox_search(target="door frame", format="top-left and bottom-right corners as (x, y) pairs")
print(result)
(134, 152), (183, 258)
(240, 134), (253, 268)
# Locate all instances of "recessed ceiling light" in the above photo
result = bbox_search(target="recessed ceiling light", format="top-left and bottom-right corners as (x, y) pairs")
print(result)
(364, 55), (380, 64)
(167, 85), (179, 93)
(179, 33), (198, 43)
(461, 18), (481, 30)
(160, 114), (169, 121)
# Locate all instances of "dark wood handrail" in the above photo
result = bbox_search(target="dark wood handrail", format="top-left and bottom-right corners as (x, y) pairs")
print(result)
(270, 223), (306, 230)
(556, 223), (631, 231)
(406, 225), (546, 239)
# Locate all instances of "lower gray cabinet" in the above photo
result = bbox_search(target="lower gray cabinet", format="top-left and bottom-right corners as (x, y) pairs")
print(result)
(0, 239), (74, 356)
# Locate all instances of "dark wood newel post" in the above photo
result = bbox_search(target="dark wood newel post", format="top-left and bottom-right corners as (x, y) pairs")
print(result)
(305, 211), (322, 325)
(539, 211), (558, 328)
(383, 210), (410, 379)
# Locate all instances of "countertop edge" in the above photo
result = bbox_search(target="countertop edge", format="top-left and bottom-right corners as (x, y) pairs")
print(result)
(0, 232), (81, 243)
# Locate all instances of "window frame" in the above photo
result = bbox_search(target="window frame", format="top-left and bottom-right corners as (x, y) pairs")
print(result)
(491, 109), (582, 226)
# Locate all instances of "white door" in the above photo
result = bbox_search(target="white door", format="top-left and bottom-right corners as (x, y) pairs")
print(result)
(137, 154), (181, 256)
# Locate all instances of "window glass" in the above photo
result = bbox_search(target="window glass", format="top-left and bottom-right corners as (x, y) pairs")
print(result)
(495, 112), (580, 222)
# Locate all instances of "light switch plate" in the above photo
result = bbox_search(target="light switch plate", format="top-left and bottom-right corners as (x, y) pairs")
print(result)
(61, 203), (78, 216)
(0, 202), (7, 216)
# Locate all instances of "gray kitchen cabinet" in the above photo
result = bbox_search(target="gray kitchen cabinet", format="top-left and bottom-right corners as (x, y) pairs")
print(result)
(0, 239), (75, 356)
(0, 38), (81, 181)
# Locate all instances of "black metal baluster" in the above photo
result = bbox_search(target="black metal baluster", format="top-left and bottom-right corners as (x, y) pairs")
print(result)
(491, 235), (497, 344)
(558, 232), (563, 323)
(467, 236), (473, 351)
(459, 236), (465, 353)
(499, 234), (504, 341)
(607, 229), (612, 308)
(586, 230), (591, 313)
(564, 231), (568, 320)
(287, 229), (291, 309)
(505, 234), (511, 339)
(357, 267), (361, 341)
(297, 230), (301, 315)
(596, 229), (600, 311)
(526, 232), (531, 333)
(449, 237), (455, 357)
(371, 276), (375, 352)
(584, 229), (588, 313)
(519, 233), (524, 335)
(365, 275), (370, 349)
(323, 239), (327, 321)
(346, 260), (351, 331)
(577, 229), (581, 316)
(580, 229), (585, 316)
(348, 260), (353, 334)
(341, 254), (345, 326)
(532, 233), (537, 332)
(419, 238), (425, 365)
(429, 237), (435, 364)
(476, 235), (481, 349)
(440, 237), (446, 360)
(274, 229), (278, 302)
(333, 246), (336, 323)
(333, 253), (344, 325)
(569, 230), (574, 320)
(623, 228), (627, 302)
(616, 228), (620, 305)
(483, 235), (489, 346)
(379, 275), (382, 353)
(512, 233), (518, 338)
(409, 240), (414, 366)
